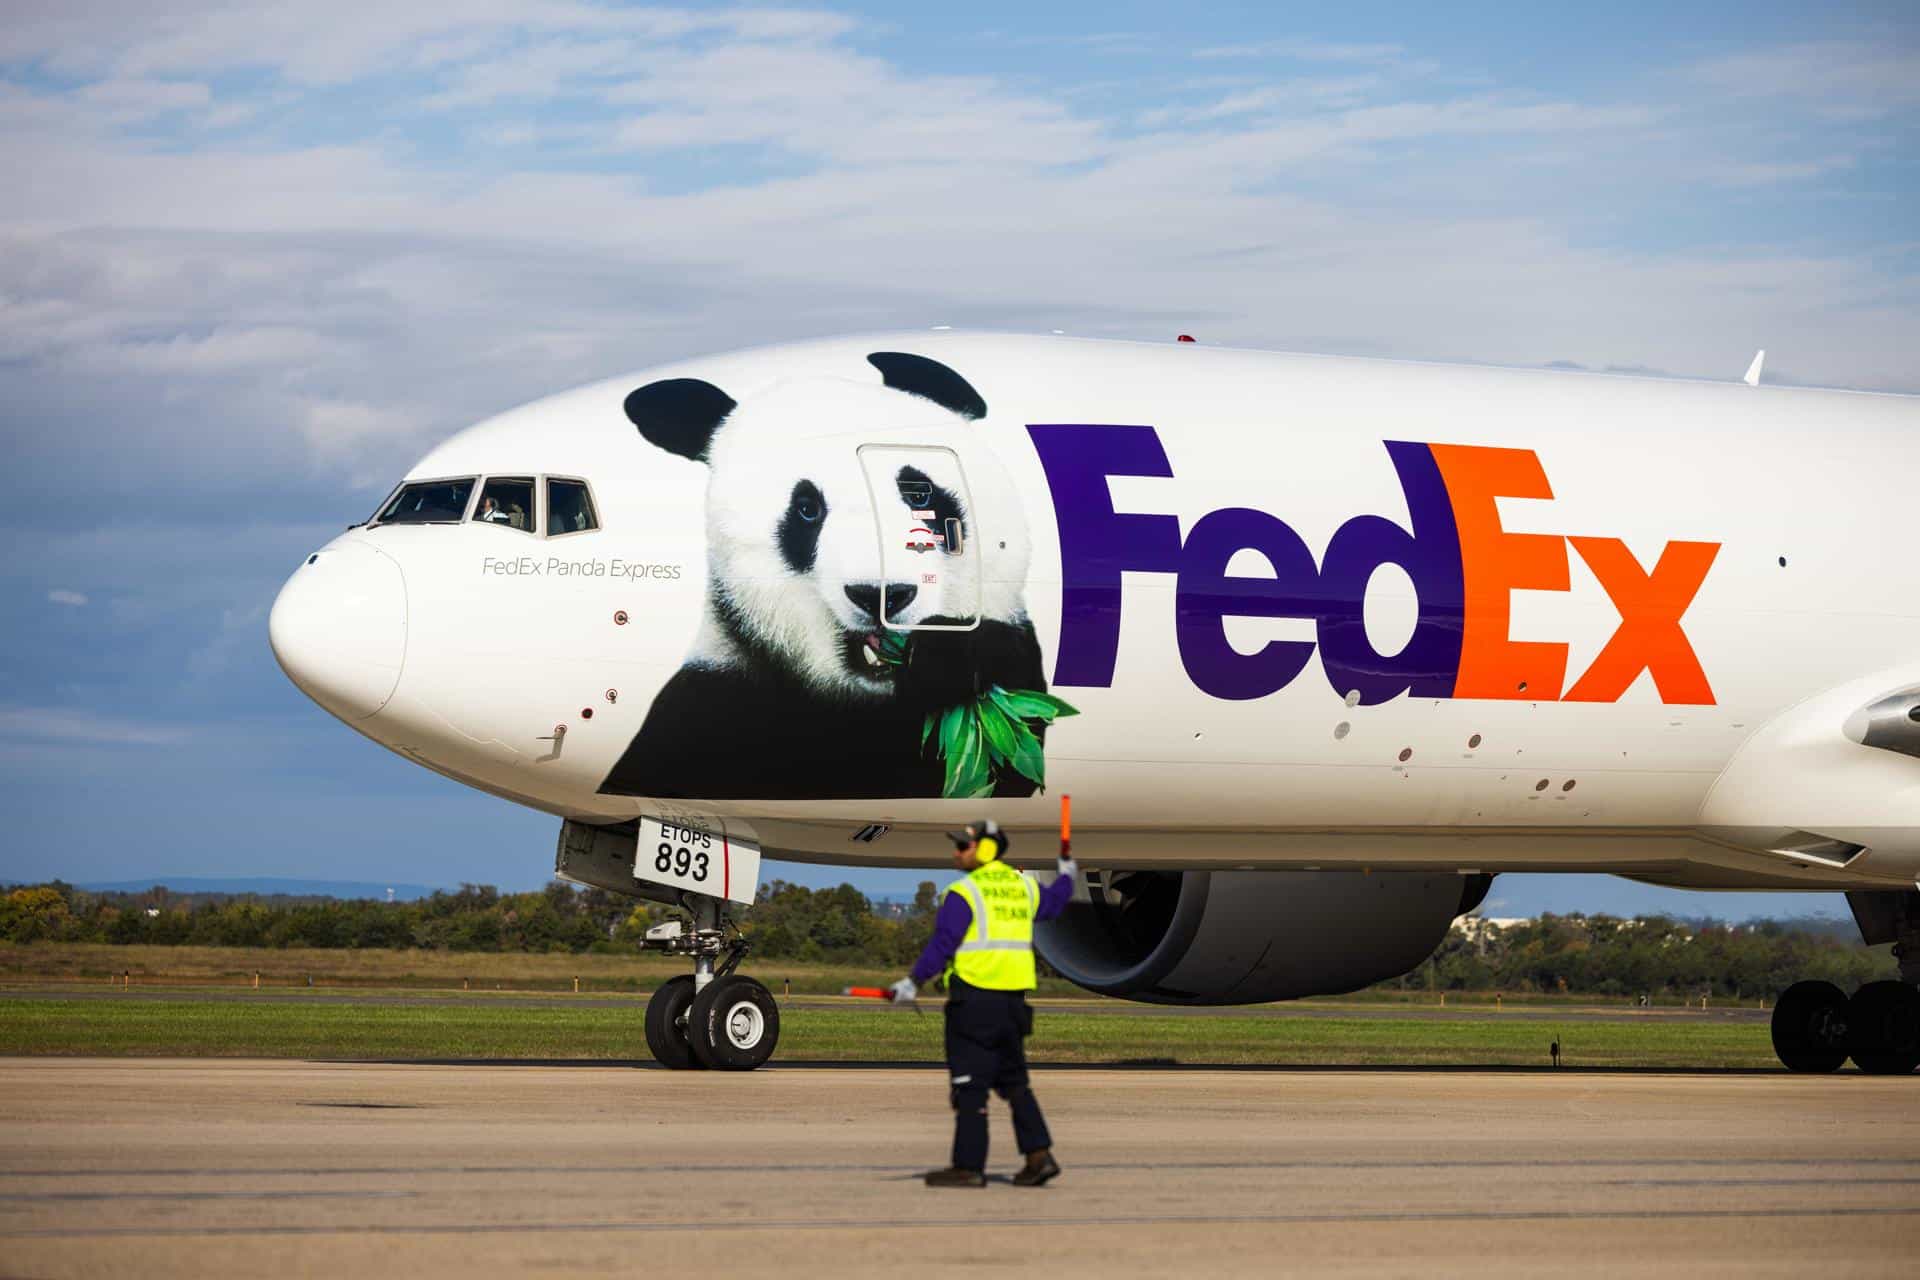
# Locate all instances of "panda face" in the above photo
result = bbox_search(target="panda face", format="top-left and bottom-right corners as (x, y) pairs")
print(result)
(624, 352), (1028, 702)
(703, 383), (980, 698)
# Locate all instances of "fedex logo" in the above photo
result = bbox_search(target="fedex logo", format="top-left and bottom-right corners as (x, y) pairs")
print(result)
(1026, 425), (1720, 707)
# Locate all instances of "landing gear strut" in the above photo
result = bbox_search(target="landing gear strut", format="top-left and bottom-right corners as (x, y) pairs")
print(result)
(638, 891), (781, 1071)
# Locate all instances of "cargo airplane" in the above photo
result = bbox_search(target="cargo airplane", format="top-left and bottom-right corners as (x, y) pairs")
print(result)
(269, 332), (1920, 1074)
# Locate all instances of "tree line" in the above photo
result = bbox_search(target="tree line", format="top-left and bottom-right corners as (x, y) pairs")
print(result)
(1, 879), (1896, 997)
(1384, 912), (1895, 1000)
(0, 879), (940, 967)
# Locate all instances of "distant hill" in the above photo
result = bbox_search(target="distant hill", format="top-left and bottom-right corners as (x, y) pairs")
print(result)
(68, 877), (441, 901)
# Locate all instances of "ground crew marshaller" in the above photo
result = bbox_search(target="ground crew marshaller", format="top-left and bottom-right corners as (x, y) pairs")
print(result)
(890, 819), (1075, 1187)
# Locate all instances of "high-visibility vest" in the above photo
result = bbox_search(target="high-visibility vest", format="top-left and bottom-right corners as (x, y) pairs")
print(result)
(943, 859), (1039, 991)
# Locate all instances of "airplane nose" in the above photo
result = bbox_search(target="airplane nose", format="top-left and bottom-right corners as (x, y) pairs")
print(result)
(269, 540), (407, 722)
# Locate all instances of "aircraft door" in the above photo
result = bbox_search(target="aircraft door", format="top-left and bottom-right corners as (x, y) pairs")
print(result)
(856, 444), (980, 631)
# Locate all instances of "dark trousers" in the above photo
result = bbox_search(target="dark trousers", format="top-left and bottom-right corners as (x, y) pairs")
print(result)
(944, 979), (1051, 1171)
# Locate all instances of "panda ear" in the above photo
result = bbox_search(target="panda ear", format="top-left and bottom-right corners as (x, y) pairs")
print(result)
(623, 378), (737, 462)
(867, 352), (987, 421)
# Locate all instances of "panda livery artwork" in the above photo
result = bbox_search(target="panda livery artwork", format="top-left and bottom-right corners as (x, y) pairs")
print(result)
(600, 352), (1073, 802)
(271, 329), (1920, 1075)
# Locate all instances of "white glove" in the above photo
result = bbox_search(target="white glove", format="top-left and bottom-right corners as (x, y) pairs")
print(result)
(890, 977), (918, 1004)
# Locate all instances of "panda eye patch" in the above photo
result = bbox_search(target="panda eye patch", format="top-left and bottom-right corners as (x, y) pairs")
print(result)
(777, 480), (828, 575)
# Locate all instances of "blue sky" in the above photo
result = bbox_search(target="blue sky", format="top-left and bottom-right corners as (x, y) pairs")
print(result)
(1, 2), (1915, 915)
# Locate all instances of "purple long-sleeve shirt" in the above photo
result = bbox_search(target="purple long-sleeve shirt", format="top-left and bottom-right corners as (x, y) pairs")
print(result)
(909, 867), (1075, 986)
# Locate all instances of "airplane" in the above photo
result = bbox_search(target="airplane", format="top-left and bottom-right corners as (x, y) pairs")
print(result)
(268, 331), (1920, 1075)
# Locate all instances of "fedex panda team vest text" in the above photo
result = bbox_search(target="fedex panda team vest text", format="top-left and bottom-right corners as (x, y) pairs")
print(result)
(942, 859), (1040, 991)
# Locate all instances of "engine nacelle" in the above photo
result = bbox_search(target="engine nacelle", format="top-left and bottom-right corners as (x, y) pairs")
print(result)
(1036, 869), (1489, 1004)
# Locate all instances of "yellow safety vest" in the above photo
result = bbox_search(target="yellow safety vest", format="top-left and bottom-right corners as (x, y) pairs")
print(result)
(943, 859), (1039, 991)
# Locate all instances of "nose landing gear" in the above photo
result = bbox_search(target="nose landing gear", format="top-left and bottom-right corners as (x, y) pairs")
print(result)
(638, 894), (781, 1071)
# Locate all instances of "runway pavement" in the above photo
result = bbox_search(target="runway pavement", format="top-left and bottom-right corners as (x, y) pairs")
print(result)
(1, 1058), (1914, 1277)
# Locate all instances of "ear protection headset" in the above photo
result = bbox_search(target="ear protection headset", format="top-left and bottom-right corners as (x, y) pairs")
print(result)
(949, 819), (1007, 863)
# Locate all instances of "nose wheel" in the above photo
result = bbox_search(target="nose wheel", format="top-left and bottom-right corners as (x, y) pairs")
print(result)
(688, 974), (781, 1070)
(643, 975), (705, 1071)
(638, 893), (781, 1071)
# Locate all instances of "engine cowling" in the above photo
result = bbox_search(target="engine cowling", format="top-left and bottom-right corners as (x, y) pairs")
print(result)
(1036, 869), (1489, 1004)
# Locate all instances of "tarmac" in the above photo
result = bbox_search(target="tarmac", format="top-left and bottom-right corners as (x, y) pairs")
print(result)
(1, 1058), (1915, 1278)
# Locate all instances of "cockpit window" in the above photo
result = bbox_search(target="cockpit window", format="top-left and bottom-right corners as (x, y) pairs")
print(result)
(473, 477), (535, 532)
(547, 478), (598, 536)
(374, 478), (475, 525)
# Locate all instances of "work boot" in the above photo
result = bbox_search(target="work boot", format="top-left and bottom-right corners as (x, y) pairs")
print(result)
(924, 1166), (987, 1188)
(1011, 1150), (1061, 1187)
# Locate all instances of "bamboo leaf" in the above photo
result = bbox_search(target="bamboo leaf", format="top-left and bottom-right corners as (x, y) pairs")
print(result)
(977, 698), (1019, 766)
(876, 628), (912, 666)
(945, 707), (990, 799)
(992, 687), (1075, 722)
(1040, 692), (1080, 718)
(1004, 714), (1048, 788)
(938, 704), (969, 761)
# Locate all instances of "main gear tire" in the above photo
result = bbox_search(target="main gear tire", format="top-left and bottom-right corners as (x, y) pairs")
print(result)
(644, 975), (706, 1071)
(688, 975), (781, 1071)
(1847, 980), (1920, 1076)
(1770, 979), (1850, 1073)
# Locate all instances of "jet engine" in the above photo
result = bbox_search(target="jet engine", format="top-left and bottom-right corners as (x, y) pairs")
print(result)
(1035, 869), (1490, 1004)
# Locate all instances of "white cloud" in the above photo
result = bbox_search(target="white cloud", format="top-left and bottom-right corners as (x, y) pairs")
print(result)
(0, 2), (856, 85)
(48, 589), (89, 606)
(186, 603), (268, 681)
(0, 6), (1913, 517)
(75, 77), (212, 120)
(1707, 156), (1857, 187)
(1693, 41), (1920, 115)
(1193, 39), (1407, 64)
(0, 707), (189, 746)
(114, 326), (353, 374)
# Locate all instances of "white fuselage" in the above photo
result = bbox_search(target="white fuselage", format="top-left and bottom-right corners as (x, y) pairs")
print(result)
(269, 332), (1920, 892)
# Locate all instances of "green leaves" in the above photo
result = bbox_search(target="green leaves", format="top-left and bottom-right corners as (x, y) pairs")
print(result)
(986, 686), (1078, 724)
(879, 621), (1084, 797)
(926, 684), (1080, 798)
(873, 628), (912, 667)
(940, 704), (994, 799)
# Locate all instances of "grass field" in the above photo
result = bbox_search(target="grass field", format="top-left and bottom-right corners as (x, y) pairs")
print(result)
(0, 942), (938, 995)
(0, 994), (1778, 1068)
(0, 944), (1765, 1010)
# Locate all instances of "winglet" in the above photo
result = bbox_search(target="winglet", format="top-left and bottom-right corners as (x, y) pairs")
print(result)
(1743, 349), (1765, 387)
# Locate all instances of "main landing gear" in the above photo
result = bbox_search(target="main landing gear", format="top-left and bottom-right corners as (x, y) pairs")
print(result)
(1771, 888), (1920, 1076)
(1771, 979), (1920, 1075)
(1771, 894), (1920, 1076)
(638, 892), (781, 1071)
